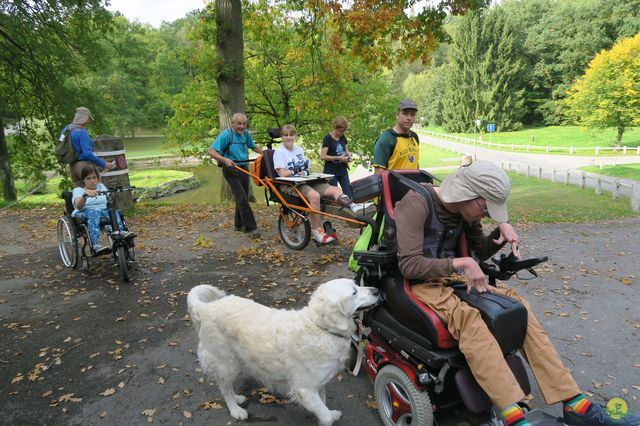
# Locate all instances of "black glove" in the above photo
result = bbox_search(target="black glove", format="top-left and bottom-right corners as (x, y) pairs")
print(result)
(291, 165), (302, 175)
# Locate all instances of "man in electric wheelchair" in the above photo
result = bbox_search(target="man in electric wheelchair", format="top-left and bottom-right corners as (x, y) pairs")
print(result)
(391, 161), (639, 426)
(70, 166), (134, 255)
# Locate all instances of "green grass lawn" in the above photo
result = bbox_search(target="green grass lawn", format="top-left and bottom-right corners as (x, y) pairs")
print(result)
(420, 125), (640, 155)
(427, 171), (638, 222)
(580, 164), (640, 181)
(419, 144), (464, 168)
(122, 136), (174, 159)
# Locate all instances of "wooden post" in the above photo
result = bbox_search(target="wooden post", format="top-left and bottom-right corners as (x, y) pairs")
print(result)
(612, 179), (620, 201)
(580, 172), (586, 189)
(552, 169), (556, 182)
(93, 135), (134, 211)
(537, 166), (542, 179)
(564, 170), (570, 185)
(595, 177), (602, 195)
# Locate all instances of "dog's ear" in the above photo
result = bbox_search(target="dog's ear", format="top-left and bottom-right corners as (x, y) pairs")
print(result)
(308, 287), (353, 334)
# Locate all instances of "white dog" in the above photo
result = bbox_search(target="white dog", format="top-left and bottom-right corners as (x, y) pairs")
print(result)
(187, 278), (379, 426)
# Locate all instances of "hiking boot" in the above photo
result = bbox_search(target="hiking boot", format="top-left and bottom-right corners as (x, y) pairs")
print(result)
(312, 228), (335, 245)
(564, 403), (640, 425)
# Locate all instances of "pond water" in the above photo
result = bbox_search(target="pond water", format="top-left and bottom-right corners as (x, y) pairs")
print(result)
(144, 164), (225, 204)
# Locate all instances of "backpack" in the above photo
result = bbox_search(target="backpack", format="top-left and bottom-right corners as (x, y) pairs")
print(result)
(55, 125), (78, 164)
(251, 153), (266, 186)
(216, 127), (250, 167)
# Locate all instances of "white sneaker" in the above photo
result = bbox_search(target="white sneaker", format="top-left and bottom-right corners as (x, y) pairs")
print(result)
(312, 228), (335, 244)
(350, 202), (376, 215)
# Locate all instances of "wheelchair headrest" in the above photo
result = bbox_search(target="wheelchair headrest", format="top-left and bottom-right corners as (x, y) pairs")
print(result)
(381, 170), (435, 219)
(268, 127), (282, 139)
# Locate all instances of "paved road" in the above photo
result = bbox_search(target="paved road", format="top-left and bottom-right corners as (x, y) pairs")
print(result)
(1, 206), (639, 425)
(417, 132), (640, 201)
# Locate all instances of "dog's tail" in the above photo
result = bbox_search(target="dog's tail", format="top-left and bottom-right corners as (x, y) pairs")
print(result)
(187, 285), (226, 333)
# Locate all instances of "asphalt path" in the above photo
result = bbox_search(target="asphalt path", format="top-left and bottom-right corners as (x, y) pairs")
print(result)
(1, 204), (639, 425)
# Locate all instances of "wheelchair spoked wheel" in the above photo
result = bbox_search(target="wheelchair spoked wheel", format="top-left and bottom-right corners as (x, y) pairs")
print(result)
(278, 207), (311, 250)
(57, 216), (79, 269)
(374, 365), (434, 426)
(115, 244), (130, 282)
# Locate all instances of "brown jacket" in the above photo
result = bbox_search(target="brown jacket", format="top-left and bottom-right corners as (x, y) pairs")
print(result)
(395, 185), (504, 281)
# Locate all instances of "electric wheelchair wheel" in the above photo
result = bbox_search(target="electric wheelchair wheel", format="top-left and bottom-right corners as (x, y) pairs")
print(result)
(374, 365), (434, 426)
(278, 207), (311, 250)
(57, 216), (79, 269)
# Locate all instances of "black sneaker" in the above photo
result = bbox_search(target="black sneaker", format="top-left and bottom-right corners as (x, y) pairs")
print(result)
(564, 403), (640, 425)
(246, 228), (261, 240)
(122, 231), (136, 243)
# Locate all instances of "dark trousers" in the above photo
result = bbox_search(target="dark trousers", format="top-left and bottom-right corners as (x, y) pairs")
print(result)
(329, 173), (352, 199)
(222, 166), (256, 231)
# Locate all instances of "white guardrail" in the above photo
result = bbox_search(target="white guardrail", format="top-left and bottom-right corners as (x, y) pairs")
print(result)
(501, 161), (640, 213)
(421, 130), (640, 156)
(420, 131), (640, 213)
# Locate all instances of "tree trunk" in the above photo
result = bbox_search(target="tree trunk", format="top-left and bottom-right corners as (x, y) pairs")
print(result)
(0, 112), (18, 202)
(616, 125), (624, 147)
(215, 0), (255, 202)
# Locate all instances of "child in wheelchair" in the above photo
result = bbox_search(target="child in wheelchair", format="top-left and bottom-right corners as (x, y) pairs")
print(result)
(273, 124), (375, 244)
(71, 165), (133, 255)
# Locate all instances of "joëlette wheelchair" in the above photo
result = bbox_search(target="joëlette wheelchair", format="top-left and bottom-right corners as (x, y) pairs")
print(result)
(56, 187), (136, 282)
(234, 128), (372, 250)
(350, 169), (556, 425)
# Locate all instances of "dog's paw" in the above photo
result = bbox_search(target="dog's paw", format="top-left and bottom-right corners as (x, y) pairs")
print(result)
(229, 406), (248, 420)
(234, 394), (247, 404)
(330, 410), (342, 421)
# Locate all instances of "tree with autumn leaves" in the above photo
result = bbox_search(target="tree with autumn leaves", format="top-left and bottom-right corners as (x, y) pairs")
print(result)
(564, 33), (640, 146)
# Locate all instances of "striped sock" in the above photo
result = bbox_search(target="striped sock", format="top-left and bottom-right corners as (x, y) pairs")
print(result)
(563, 394), (592, 414)
(502, 403), (530, 426)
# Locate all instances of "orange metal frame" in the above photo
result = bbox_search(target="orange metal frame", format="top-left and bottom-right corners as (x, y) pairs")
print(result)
(234, 164), (367, 227)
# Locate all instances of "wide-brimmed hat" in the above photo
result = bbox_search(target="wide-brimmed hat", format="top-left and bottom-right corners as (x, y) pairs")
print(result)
(397, 99), (418, 111)
(72, 107), (94, 125)
(439, 160), (510, 222)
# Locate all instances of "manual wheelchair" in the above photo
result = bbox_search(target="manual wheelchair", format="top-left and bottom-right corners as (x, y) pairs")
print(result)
(56, 186), (136, 282)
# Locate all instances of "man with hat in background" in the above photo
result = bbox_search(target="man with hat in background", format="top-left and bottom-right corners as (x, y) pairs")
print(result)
(65, 107), (115, 187)
(394, 160), (640, 426)
(372, 99), (420, 174)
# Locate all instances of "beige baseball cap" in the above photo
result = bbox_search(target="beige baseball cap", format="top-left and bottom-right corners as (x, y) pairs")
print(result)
(439, 160), (510, 222)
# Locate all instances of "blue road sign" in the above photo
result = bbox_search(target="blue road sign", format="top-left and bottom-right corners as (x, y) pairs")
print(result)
(487, 123), (495, 132)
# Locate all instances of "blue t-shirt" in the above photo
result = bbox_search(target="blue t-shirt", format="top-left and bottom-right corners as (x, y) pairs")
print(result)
(210, 128), (255, 162)
(71, 183), (108, 216)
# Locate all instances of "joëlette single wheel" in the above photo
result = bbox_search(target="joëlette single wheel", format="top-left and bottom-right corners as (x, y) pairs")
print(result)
(277, 207), (311, 250)
(374, 364), (434, 426)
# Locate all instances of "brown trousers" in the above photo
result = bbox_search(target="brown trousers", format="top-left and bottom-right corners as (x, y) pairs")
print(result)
(411, 281), (581, 409)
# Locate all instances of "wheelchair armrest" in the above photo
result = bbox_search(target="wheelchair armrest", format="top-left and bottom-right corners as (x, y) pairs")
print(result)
(353, 250), (397, 268)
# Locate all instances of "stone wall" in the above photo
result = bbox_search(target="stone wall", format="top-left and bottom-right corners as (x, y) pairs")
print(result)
(133, 175), (199, 201)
